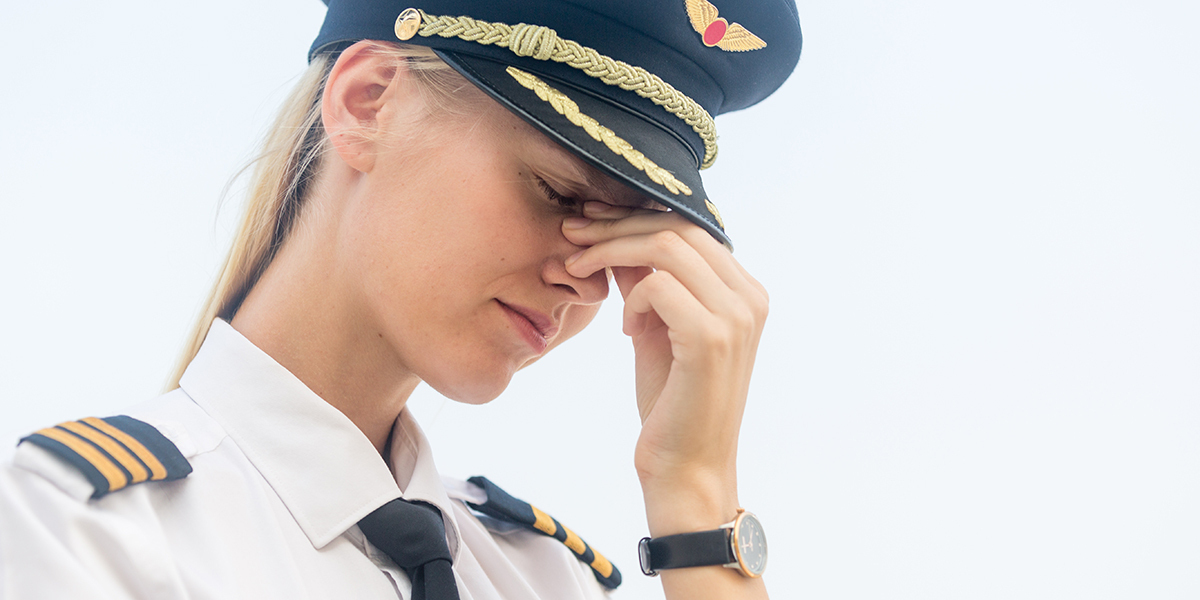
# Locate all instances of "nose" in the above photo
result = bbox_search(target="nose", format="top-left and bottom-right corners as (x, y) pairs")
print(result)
(542, 237), (609, 305)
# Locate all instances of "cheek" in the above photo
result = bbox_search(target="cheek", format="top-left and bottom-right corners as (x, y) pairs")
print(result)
(553, 303), (604, 349)
(347, 162), (520, 277)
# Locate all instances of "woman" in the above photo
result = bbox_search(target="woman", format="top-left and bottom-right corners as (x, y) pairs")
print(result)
(0, 1), (801, 598)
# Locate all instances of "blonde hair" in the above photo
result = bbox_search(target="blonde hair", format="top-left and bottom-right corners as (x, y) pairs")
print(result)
(166, 43), (473, 389)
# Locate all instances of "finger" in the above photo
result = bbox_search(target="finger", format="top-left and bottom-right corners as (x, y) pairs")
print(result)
(613, 265), (654, 334)
(612, 265), (653, 300)
(563, 209), (753, 294)
(622, 270), (710, 340)
(583, 201), (643, 220)
(567, 231), (739, 314)
(560, 201), (662, 231)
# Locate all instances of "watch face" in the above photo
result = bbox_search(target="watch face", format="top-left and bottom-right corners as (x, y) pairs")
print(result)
(638, 537), (657, 576)
(734, 513), (768, 577)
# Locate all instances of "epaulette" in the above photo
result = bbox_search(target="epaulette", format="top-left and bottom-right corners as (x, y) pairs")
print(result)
(19, 416), (192, 499)
(466, 475), (621, 590)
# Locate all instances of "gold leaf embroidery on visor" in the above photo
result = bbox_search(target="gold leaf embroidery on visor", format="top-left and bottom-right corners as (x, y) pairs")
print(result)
(506, 67), (693, 197)
(703, 199), (725, 229)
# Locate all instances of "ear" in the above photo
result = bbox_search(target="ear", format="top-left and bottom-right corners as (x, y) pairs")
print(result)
(322, 41), (418, 173)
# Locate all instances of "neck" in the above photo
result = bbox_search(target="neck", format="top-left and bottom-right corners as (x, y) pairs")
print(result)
(230, 201), (420, 456)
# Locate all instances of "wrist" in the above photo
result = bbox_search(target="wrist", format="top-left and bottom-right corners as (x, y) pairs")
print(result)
(639, 508), (769, 579)
(640, 470), (740, 537)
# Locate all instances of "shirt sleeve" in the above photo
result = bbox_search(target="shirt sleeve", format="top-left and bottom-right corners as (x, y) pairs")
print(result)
(0, 444), (188, 600)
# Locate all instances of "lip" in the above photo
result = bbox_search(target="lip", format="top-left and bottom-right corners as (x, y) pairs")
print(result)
(497, 301), (559, 354)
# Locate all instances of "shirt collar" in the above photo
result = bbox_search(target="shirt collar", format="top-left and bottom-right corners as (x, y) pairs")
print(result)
(387, 407), (464, 558)
(179, 319), (462, 557)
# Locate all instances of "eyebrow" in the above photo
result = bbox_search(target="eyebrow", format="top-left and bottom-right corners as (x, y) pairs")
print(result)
(527, 128), (665, 210)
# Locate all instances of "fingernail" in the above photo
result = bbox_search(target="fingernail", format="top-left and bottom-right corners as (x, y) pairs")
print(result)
(563, 217), (592, 229)
(566, 250), (584, 265)
(583, 201), (612, 215)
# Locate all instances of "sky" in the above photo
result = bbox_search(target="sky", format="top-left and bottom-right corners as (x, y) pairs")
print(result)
(1, 1), (1198, 598)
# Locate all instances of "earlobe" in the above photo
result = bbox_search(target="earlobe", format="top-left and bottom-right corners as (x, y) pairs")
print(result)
(322, 41), (409, 173)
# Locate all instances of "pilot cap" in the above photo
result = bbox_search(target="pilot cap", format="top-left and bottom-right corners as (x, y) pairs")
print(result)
(311, 0), (803, 248)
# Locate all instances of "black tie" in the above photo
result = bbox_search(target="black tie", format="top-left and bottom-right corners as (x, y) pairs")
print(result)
(358, 499), (461, 600)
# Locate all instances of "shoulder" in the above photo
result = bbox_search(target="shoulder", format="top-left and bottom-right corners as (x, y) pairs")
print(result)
(444, 475), (622, 594)
(2, 388), (224, 503)
(0, 389), (228, 597)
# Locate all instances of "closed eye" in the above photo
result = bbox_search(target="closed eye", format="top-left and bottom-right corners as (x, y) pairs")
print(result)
(535, 177), (581, 209)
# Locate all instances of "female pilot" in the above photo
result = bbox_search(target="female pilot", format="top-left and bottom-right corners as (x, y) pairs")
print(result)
(0, 1), (801, 598)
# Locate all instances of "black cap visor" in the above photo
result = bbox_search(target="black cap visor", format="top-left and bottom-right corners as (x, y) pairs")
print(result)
(437, 51), (731, 249)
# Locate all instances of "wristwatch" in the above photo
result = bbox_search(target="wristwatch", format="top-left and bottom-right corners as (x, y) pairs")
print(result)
(638, 509), (768, 578)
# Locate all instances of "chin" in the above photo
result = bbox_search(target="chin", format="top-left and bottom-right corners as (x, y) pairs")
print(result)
(412, 336), (563, 405)
(422, 364), (516, 406)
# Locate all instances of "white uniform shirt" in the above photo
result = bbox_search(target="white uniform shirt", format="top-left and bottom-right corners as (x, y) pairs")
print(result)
(0, 320), (612, 599)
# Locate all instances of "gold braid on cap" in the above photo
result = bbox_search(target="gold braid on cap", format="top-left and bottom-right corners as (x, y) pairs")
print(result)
(395, 8), (719, 169)
(506, 67), (692, 196)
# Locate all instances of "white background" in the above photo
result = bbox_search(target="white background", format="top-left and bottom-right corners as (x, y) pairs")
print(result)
(2, 1), (1197, 598)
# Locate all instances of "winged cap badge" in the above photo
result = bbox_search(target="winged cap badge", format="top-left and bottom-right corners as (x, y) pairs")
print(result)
(685, 0), (767, 51)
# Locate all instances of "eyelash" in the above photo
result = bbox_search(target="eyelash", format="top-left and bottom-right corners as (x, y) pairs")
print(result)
(535, 177), (581, 208)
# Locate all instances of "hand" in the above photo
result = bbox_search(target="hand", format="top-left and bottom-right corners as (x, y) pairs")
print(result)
(562, 201), (769, 534)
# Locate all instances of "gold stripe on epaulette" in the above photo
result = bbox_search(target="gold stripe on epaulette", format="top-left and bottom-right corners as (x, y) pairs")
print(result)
(562, 525), (587, 555)
(591, 550), (615, 578)
(58, 421), (149, 484)
(506, 67), (693, 197)
(396, 8), (719, 169)
(82, 417), (168, 480)
(528, 504), (613, 577)
(35, 426), (128, 492)
(531, 505), (558, 536)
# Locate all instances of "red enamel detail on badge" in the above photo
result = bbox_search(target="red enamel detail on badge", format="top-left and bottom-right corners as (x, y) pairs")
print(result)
(685, 0), (767, 52)
(703, 19), (728, 46)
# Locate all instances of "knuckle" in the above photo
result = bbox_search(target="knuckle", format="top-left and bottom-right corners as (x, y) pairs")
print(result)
(681, 228), (710, 247)
(649, 229), (686, 254)
(644, 269), (676, 291)
(700, 324), (737, 355)
(751, 290), (770, 321)
(590, 217), (619, 235)
(606, 213), (630, 227)
(730, 306), (757, 332)
(740, 274), (770, 320)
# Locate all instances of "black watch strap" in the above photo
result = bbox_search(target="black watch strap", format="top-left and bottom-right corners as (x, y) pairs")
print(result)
(642, 529), (733, 574)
